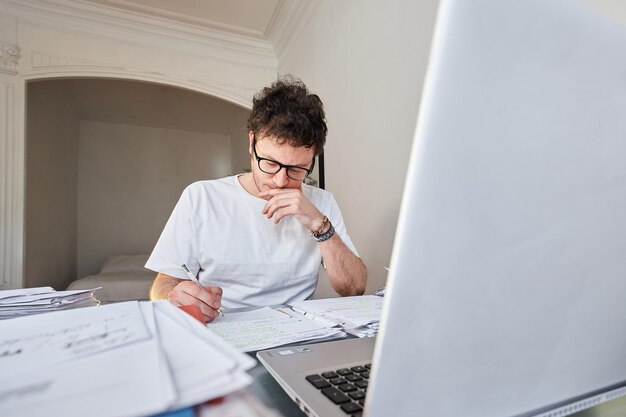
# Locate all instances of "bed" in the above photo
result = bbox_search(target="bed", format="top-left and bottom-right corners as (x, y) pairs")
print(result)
(66, 254), (155, 302)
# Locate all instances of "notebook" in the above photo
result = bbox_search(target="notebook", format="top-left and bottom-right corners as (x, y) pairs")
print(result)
(258, 0), (626, 416)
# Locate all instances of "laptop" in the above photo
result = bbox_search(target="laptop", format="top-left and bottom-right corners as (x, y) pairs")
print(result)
(258, 0), (626, 416)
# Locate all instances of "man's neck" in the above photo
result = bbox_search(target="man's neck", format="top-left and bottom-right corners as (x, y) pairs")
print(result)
(237, 173), (261, 198)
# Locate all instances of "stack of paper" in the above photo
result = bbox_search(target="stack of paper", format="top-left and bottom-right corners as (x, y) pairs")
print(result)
(207, 307), (346, 352)
(290, 295), (383, 338)
(0, 286), (100, 319)
(0, 300), (255, 417)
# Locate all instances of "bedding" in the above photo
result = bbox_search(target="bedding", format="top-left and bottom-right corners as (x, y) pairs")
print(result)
(66, 255), (155, 302)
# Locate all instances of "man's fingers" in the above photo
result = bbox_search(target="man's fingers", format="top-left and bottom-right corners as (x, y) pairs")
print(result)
(259, 188), (321, 229)
(262, 195), (292, 215)
(206, 285), (223, 297)
(190, 286), (222, 311)
(264, 196), (299, 218)
(169, 281), (223, 322)
(259, 188), (294, 199)
(198, 304), (221, 322)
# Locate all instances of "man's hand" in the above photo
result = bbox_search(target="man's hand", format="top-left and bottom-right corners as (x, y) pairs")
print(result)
(258, 187), (367, 296)
(259, 188), (324, 232)
(150, 273), (223, 322)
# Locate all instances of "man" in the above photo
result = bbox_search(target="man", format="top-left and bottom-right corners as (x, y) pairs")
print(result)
(147, 77), (367, 322)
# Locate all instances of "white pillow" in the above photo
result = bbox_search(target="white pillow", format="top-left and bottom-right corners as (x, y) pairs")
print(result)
(99, 254), (150, 274)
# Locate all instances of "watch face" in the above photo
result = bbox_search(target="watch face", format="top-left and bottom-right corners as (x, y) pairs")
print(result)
(314, 224), (335, 242)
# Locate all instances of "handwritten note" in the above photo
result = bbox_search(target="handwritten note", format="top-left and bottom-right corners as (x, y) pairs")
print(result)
(0, 301), (150, 375)
(207, 307), (344, 352)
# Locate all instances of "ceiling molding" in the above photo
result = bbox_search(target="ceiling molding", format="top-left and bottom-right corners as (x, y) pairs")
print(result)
(266, 0), (321, 65)
(84, 0), (272, 39)
(1, 0), (278, 68)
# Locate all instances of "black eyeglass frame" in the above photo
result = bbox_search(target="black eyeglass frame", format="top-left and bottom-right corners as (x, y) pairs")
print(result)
(252, 138), (316, 181)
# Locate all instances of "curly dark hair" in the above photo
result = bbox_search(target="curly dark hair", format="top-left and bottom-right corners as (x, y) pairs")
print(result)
(247, 75), (327, 155)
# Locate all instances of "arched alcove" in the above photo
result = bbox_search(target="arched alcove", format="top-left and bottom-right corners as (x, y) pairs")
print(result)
(24, 77), (253, 290)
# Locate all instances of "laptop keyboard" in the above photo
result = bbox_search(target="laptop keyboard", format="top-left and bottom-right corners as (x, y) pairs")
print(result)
(305, 363), (371, 416)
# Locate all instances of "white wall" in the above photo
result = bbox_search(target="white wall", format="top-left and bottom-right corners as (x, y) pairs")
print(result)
(229, 110), (253, 175)
(76, 121), (232, 278)
(25, 80), (79, 289)
(274, 0), (440, 296)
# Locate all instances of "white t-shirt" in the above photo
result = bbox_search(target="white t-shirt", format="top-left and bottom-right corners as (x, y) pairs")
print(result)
(145, 175), (358, 308)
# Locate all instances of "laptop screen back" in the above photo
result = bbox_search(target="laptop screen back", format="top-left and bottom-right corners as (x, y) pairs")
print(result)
(366, 0), (626, 416)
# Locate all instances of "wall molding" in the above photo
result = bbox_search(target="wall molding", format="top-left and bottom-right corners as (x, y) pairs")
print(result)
(0, 76), (24, 290)
(1, 0), (278, 68)
(27, 52), (258, 109)
(31, 51), (123, 71)
(0, 43), (21, 75)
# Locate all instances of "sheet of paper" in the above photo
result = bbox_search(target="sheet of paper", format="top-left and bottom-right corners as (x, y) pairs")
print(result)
(152, 301), (256, 371)
(207, 307), (344, 352)
(139, 302), (179, 406)
(0, 338), (176, 417)
(290, 295), (383, 329)
(153, 303), (251, 408)
(0, 287), (55, 301)
(0, 301), (150, 375)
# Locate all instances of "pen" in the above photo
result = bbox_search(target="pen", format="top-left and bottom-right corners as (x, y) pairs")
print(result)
(180, 264), (224, 317)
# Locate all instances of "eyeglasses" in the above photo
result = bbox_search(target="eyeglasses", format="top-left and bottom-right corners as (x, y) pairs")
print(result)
(253, 139), (315, 181)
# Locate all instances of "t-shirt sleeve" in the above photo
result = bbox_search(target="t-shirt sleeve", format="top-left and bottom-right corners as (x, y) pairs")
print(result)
(145, 185), (200, 279)
(326, 194), (360, 257)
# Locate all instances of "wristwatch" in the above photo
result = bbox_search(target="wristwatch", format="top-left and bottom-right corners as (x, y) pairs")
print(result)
(312, 223), (335, 242)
